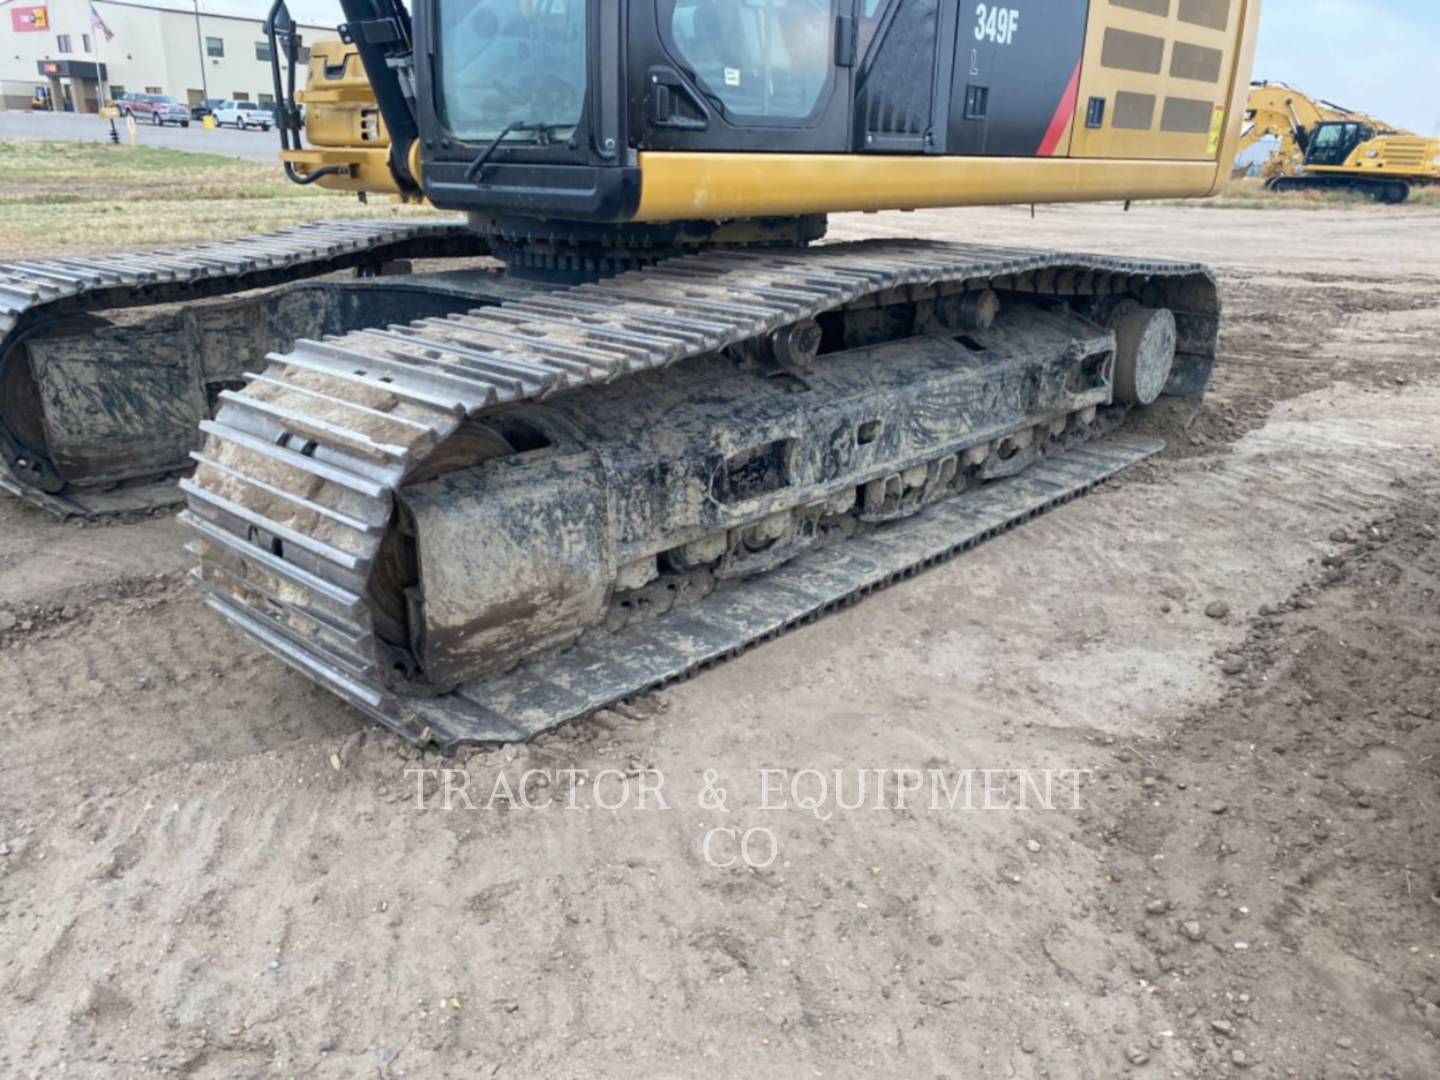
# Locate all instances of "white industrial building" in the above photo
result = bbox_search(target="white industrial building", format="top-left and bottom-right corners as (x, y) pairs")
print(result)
(1, 0), (344, 113)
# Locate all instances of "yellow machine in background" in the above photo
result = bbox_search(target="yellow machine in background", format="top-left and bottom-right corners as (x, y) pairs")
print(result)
(1239, 81), (1388, 177)
(1240, 80), (1439, 202)
(279, 40), (417, 197)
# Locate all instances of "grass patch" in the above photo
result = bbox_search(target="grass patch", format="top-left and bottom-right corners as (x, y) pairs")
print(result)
(1164, 176), (1440, 210)
(0, 140), (239, 179)
(0, 140), (444, 255)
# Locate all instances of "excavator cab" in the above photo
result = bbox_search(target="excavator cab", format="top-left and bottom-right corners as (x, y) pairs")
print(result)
(1304, 120), (1371, 168)
(335, 0), (1256, 272)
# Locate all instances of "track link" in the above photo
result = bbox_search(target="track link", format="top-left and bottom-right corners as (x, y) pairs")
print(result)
(183, 239), (1219, 747)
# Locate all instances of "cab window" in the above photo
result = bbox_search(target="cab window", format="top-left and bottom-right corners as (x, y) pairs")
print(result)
(662, 0), (836, 121)
(1309, 122), (1361, 166)
(435, 0), (589, 143)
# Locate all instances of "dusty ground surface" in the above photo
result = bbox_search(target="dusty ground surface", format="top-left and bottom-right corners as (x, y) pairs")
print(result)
(1, 201), (1439, 1078)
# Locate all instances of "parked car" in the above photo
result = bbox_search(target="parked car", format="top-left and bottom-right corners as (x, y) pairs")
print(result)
(264, 100), (305, 126)
(190, 98), (225, 121)
(212, 101), (272, 132)
(119, 93), (190, 127)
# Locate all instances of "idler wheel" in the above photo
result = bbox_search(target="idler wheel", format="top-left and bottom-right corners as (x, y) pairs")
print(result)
(1110, 304), (1177, 406)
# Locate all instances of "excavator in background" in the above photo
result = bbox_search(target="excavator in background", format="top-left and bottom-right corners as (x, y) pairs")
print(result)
(1239, 81), (1390, 177)
(1240, 80), (1439, 203)
(2, 0), (1261, 747)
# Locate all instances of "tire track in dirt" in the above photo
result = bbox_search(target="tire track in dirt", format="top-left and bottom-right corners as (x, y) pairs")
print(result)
(1069, 483), (1440, 1078)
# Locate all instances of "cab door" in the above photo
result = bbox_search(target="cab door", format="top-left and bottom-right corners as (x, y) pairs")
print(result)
(1306, 123), (1366, 167)
(638, 0), (856, 154)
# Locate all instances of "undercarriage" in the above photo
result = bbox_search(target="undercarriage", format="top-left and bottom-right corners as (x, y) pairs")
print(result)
(1266, 174), (1416, 204)
(174, 236), (1218, 747)
(0, 206), (1219, 747)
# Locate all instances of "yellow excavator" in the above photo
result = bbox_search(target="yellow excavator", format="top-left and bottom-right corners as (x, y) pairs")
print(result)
(1240, 80), (1439, 202)
(1, 0), (1261, 746)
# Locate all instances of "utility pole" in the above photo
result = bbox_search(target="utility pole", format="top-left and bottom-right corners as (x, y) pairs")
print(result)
(191, 0), (209, 101)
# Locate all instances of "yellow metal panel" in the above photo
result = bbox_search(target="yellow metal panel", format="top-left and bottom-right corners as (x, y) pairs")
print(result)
(1070, 0), (1246, 161)
(299, 41), (377, 104)
(299, 40), (391, 150)
(1206, 0), (1262, 193)
(1050, 108), (1080, 159)
(634, 153), (1219, 222)
(1310, 135), (1440, 181)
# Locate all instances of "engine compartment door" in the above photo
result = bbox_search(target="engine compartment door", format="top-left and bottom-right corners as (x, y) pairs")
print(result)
(1068, 0), (1245, 161)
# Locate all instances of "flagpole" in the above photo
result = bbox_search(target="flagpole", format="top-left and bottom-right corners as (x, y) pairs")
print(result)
(92, 3), (109, 109)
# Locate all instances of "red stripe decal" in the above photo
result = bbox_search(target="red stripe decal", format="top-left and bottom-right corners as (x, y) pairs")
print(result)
(1037, 61), (1083, 157)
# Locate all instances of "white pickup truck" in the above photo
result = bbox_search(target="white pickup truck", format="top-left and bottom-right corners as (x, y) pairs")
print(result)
(212, 101), (272, 132)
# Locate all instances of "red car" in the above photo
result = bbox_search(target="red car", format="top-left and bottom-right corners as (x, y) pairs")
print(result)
(119, 93), (191, 127)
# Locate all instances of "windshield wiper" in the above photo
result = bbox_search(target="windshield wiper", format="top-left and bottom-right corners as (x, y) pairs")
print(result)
(464, 121), (565, 184)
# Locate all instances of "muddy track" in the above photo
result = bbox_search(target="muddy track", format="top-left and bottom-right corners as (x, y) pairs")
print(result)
(184, 238), (1217, 745)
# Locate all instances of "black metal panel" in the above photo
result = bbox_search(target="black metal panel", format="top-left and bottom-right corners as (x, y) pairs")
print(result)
(948, 0), (1090, 157)
(855, 0), (942, 152)
(423, 161), (643, 223)
(35, 59), (105, 79)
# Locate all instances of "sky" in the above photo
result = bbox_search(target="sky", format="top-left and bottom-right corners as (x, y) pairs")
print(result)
(1253, 0), (1440, 135)
(208, 0), (1440, 135)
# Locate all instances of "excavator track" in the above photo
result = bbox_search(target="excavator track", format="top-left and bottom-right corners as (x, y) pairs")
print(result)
(183, 239), (1219, 749)
(0, 218), (491, 516)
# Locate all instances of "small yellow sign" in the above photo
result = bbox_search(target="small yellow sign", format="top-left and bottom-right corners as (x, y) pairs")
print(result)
(203, 115), (216, 131)
(1206, 106), (1226, 156)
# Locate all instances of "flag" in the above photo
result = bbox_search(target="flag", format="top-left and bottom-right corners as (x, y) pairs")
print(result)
(90, 2), (114, 42)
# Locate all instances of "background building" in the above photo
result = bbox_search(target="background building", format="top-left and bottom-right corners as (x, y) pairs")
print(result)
(1, 0), (342, 112)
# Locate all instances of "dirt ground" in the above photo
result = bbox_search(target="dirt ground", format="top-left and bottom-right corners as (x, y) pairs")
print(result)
(2, 200), (1439, 1079)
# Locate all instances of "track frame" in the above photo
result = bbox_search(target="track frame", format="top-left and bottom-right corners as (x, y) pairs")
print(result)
(182, 239), (1219, 747)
